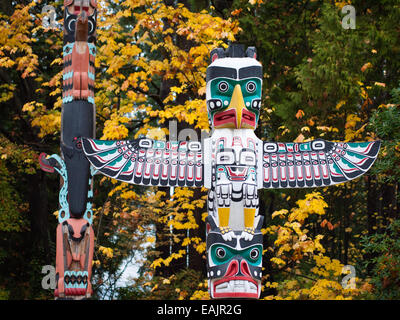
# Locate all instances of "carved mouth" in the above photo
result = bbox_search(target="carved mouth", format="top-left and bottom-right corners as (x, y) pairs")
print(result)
(212, 276), (259, 298)
(241, 109), (256, 128)
(226, 166), (248, 180)
(214, 109), (237, 127)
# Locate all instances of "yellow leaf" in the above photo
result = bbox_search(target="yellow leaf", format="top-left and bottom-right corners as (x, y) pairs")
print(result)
(336, 100), (346, 110)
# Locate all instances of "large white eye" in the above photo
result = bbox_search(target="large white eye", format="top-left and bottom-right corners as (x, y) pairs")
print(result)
(218, 81), (229, 93)
(217, 150), (235, 165)
(250, 248), (259, 260)
(216, 247), (226, 258)
(246, 81), (256, 93)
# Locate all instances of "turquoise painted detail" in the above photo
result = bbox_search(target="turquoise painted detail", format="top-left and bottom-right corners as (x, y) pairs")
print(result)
(93, 139), (116, 146)
(153, 140), (166, 149)
(88, 71), (95, 80)
(63, 43), (74, 55)
(210, 78), (262, 104)
(210, 244), (262, 266)
(332, 163), (343, 175)
(88, 96), (94, 104)
(98, 149), (118, 158)
(90, 167), (98, 177)
(46, 154), (95, 225)
(249, 167), (257, 181)
(169, 141), (179, 149)
(340, 158), (357, 169)
(48, 154), (69, 224)
(347, 141), (370, 148)
(108, 156), (123, 167)
(178, 143), (188, 151)
(299, 142), (311, 151)
(121, 161), (132, 173)
(284, 143), (294, 152)
(64, 271), (89, 289)
(87, 43), (96, 55)
(63, 96), (73, 104)
(63, 71), (73, 80)
(84, 206), (93, 225)
(216, 165), (227, 176)
(209, 77), (262, 121)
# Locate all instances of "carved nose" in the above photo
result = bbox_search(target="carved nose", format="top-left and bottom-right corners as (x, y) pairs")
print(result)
(240, 260), (251, 277)
(224, 259), (252, 277)
(225, 260), (238, 277)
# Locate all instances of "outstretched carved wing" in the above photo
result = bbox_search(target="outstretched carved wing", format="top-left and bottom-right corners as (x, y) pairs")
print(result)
(81, 137), (204, 187)
(260, 139), (380, 189)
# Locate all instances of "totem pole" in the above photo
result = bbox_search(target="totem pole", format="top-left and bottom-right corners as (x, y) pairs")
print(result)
(80, 44), (380, 299)
(39, 0), (97, 299)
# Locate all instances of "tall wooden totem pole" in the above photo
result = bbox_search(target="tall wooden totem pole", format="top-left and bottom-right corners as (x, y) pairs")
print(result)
(80, 44), (380, 299)
(39, 0), (97, 299)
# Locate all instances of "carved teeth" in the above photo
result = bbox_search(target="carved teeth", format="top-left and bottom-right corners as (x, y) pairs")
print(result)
(215, 280), (257, 294)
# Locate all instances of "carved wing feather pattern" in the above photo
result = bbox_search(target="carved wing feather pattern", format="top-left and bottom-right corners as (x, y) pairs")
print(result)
(81, 138), (204, 187)
(261, 139), (381, 189)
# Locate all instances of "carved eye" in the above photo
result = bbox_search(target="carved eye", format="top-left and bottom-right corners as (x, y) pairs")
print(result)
(217, 150), (235, 165)
(216, 247), (226, 259)
(249, 248), (259, 260)
(68, 19), (76, 32)
(88, 20), (94, 34)
(246, 81), (256, 93)
(218, 81), (229, 93)
(240, 150), (256, 166)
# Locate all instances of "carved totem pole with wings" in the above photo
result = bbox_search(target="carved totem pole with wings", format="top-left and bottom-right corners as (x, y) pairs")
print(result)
(39, 0), (97, 299)
(80, 44), (380, 299)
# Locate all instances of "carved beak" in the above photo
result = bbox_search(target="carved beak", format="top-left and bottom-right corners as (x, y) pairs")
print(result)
(75, 10), (88, 42)
(227, 84), (245, 129)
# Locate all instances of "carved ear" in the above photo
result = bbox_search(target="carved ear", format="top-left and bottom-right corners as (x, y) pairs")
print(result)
(210, 48), (225, 62)
(64, 0), (74, 6)
(246, 47), (257, 59)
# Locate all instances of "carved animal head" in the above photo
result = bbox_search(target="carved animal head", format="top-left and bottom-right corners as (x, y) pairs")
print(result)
(206, 215), (264, 299)
(206, 44), (263, 130)
(64, 0), (97, 44)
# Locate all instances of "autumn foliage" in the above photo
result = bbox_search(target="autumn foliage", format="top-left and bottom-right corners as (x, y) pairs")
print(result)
(0, 0), (400, 300)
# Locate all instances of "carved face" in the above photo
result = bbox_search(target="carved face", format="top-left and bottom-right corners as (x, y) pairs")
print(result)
(64, 0), (97, 44)
(216, 147), (257, 182)
(206, 216), (263, 299)
(206, 57), (262, 130)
